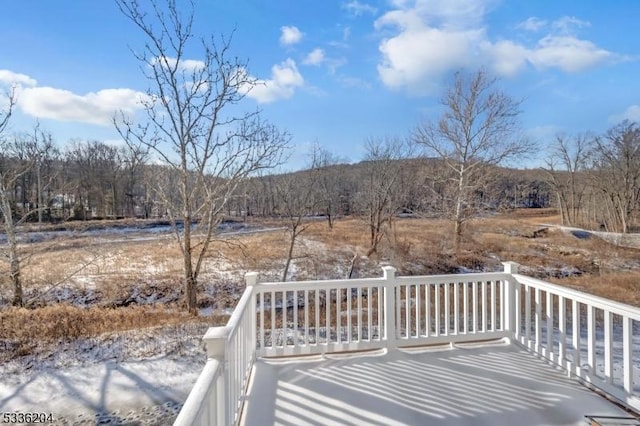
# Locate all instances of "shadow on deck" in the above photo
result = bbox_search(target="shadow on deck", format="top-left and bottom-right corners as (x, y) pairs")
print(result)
(242, 340), (630, 426)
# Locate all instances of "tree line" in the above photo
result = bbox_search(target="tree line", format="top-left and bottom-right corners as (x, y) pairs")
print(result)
(545, 121), (640, 233)
(0, 131), (551, 225)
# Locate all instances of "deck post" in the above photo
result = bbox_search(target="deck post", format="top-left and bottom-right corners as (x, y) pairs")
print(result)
(245, 272), (259, 362)
(203, 326), (230, 426)
(382, 266), (397, 349)
(245, 272), (259, 287)
(502, 262), (519, 339)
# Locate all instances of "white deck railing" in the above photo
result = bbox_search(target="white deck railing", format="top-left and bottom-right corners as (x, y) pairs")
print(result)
(174, 273), (258, 426)
(254, 266), (511, 357)
(175, 262), (640, 425)
(511, 269), (640, 411)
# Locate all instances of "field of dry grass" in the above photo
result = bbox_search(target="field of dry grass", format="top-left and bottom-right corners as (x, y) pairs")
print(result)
(2, 209), (640, 360)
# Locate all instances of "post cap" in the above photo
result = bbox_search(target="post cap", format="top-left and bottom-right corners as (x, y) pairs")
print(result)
(245, 271), (259, 287)
(502, 261), (519, 274)
(382, 265), (397, 279)
(203, 326), (230, 359)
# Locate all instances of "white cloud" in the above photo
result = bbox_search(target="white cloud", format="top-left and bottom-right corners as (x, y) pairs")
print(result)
(243, 59), (304, 103)
(303, 48), (326, 66)
(552, 16), (590, 34)
(383, 0), (490, 29)
(280, 26), (303, 46)
(375, 4), (483, 94)
(610, 105), (640, 124)
(327, 57), (348, 75)
(150, 56), (205, 72)
(177, 59), (206, 71)
(529, 35), (612, 72)
(377, 26), (480, 93)
(483, 40), (529, 76)
(343, 1), (378, 16)
(375, 1), (617, 94)
(343, 27), (352, 41)
(0, 69), (148, 125)
(329, 27), (352, 49)
(517, 17), (547, 32)
(18, 87), (148, 125)
(338, 75), (372, 89)
(0, 69), (37, 87)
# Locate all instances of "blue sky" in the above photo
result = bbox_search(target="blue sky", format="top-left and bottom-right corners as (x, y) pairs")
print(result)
(1, 0), (639, 169)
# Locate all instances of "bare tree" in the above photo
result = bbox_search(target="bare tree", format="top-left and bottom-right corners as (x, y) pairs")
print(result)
(1, 114), (57, 306)
(273, 170), (317, 281)
(414, 69), (532, 249)
(8, 123), (60, 225)
(309, 144), (347, 229)
(115, 0), (289, 313)
(590, 121), (640, 233)
(357, 137), (410, 256)
(544, 134), (592, 226)
(65, 140), (123, 219)
(119, 143), (149, 218)
(0, 89), (19, 305)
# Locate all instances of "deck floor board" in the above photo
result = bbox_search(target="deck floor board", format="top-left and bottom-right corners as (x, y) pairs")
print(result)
(241, 341), (631, 426)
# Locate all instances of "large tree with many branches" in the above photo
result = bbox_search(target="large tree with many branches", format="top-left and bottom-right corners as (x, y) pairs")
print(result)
(115, 0), (289, 313)
(414, 69), (533, 249)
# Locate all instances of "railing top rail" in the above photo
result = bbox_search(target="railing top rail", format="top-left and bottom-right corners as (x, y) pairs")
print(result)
(255, 271), (510, 292)
(513, 273), (640, 320)
(396, 272), (509, 284)
(225, 285), (255, 339)
(255, 276), (386, 291)
(173, 359), (221, 426)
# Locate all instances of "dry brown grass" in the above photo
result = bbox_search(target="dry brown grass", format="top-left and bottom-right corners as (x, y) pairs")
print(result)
(304, 218), (371, 250)
(556, 272), (640, 307)
(0, 305), (198, 342)
(4, 211), (640, 352)
(305, 212), (640, 308)
(300, 217), (458, 274)
(2, 211), (640, 368)
(229, 231), (289, 269)
(0, 304), (227, 361)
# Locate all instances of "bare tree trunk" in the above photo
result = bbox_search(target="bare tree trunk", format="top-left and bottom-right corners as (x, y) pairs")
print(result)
(557, 193), (566, 225)
(37, 162), (43, 224)
(369, 222), (376, 254)
(181, 167), (198, 313)
(282, 230), (296, 282)
(618, 200), (628, 234)
(184, 255), (197, 314)
(6, 212), (22, 306)
(1, 186), (23, 306)
(453, 168), (465, 250)
(453, 218), (463, 250)
(347, 253), (358, 279)
(9, 243), (23, 307)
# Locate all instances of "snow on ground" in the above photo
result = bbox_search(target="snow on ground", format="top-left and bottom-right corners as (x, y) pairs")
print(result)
(0, 233), (366, 425)
(0, 324), (210, 425)
(1, 357), (197, 425)
(544, 223), (640, 249)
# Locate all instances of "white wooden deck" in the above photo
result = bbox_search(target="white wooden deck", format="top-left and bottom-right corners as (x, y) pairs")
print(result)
(241, 341), (631, 426)
(174, 266), (640, 425)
